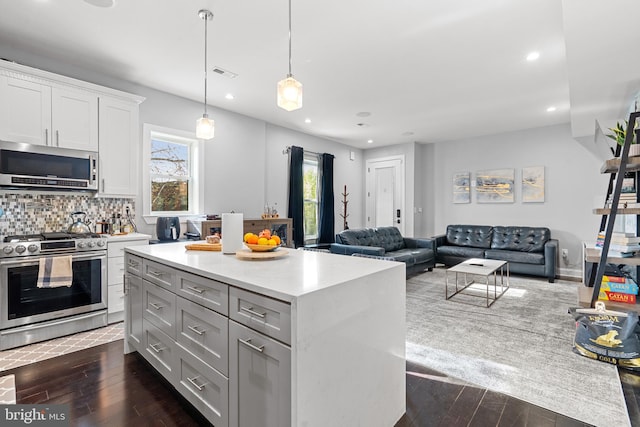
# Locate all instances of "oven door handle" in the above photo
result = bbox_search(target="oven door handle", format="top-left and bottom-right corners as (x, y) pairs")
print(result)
(0, 252), (106, 268)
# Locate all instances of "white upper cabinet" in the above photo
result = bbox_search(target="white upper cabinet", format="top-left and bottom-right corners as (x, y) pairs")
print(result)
(0, 75), (98, 151)
(99, 96), (139, 196)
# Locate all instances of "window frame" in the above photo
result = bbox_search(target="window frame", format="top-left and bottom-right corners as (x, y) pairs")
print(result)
(142, 123), (204, 224)
(302, 154), (321, 244)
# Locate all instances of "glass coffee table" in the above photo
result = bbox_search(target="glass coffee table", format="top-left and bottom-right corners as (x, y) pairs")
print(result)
(445, 258), (509, 307)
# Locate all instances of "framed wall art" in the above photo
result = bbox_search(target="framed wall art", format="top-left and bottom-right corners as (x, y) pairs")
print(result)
(522, 166), (545, 203)
(476, 168), (514, 203)
(452, 172), (470, 203)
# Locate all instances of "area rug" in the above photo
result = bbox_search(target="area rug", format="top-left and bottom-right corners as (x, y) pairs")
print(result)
(406, 268), (630, 427)
(0, 374), (15, 404)
(0, 322), (123, 371)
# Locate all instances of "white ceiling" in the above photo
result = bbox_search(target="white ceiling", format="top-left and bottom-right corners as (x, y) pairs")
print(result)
(0, 0), (637, 149)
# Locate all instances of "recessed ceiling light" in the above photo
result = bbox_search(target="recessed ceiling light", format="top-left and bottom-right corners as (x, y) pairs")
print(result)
(546, 106), (557, 112)
(304, 118), (311, 124)
(526, 51), (540, 61)
(225, 94), (234, 100)
(84, 0), (115, 7)
(356, 112), (371, 117)
(356, 123), (369, 127)
(367, 139), (373, 144)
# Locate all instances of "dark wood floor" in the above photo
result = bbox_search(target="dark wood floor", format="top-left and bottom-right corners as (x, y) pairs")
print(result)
(4, 339), (638, 426)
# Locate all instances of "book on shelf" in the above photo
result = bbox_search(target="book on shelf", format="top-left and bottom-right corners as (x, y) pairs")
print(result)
(602, 274), (627, 283)
(600, 281), (639, 295)
(599, 291), (637, 304)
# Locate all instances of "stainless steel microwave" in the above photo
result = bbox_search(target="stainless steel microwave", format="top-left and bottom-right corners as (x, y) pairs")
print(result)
(0, 140), (98, 191)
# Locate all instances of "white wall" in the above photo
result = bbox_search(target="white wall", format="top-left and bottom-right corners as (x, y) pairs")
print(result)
(0, 47), (364, 238)
(422, 123), (609, 277)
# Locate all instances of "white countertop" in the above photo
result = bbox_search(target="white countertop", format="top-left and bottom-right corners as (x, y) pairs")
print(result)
(105, 232), (152, 242)
(125, 241), (404, 302)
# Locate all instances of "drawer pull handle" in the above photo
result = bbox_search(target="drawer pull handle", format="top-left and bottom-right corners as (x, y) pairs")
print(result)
(240, 306), (266, 318)
(149, 343), (165, 353)
(148, 271), (163, 277)
(187, 286), (204, 294)
(128, 261), (139, 268)
(149, 302), (164, 310)
(187, 325), (206, 335)
(239, 338), (264, 353)
(187, 376), (206, 391)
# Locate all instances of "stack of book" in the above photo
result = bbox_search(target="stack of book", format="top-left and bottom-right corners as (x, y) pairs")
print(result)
(595, 232), (640, 257)
(598, 274), (639, 304)
(605, 175), (639, 208)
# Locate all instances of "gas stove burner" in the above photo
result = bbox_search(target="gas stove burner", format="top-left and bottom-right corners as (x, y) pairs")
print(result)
(41, 232), (73, 241)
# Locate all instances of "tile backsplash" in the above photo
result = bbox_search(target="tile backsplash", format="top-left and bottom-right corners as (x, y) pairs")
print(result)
(0, 193), (135, 237)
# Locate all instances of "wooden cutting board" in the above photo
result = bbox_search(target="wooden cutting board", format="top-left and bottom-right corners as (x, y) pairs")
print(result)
(235, 248), (289, 260)
(185, 243), (221, 251)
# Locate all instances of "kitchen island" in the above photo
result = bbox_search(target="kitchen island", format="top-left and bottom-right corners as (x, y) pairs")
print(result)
(124, 242), (405, 427)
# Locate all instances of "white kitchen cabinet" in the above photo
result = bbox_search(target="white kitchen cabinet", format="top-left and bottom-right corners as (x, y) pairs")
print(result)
(0, 75), (98, 150)
(107, 236), (149, 324)
(98, 96), (139, 196)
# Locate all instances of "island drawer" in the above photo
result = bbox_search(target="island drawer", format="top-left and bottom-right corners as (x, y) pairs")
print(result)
(125, 254), (143, 276)
(142, 319), (176, 384)
(229, 288), (291, 345)
(177, 270), (229, 316)
(143, 259), (176, 291)
(176, 296), (228, 376)
(176, 343), (229, 427)
(143, 281), (177, 339)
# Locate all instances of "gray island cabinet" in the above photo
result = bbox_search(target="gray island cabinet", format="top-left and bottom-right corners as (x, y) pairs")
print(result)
(124, 242), (405, 427)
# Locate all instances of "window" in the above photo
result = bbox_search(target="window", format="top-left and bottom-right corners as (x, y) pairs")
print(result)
(303, 156), (320, 242)
(142, 124), (203, 221)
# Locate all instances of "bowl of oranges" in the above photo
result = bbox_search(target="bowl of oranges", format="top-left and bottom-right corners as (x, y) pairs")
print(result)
(244, 229), (281, 252)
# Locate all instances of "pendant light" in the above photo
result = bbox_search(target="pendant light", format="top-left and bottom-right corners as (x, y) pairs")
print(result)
(277, 0), (302, 111)
(196, 9), (215, 140)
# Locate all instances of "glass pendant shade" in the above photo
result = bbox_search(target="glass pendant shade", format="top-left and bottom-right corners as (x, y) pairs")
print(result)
(196, 114), (215, 139)
(277, 75), (303, 111)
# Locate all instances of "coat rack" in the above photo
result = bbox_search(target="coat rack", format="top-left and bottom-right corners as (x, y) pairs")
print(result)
(339, 185), (349, 230)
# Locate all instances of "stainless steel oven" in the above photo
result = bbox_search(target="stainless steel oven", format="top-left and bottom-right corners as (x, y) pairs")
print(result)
(0, 232), (108, 350)
(0, 252), (106, 330)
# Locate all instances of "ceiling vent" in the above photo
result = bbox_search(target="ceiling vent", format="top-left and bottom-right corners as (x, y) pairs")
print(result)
(212, 66), (238, 79)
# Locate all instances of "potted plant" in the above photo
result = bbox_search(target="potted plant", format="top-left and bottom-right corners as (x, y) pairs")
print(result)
(608, 120), (640, 157)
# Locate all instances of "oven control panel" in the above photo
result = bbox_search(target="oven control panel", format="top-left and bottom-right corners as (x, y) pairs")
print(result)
(0, 237), (107, 257)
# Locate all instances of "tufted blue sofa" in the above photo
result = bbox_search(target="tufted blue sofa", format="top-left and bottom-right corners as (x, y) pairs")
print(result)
(329, 226), (435, 277)
(434, 224), (558, 282)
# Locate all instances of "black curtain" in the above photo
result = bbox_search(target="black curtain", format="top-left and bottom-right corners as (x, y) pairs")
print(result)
(287, 146), (304, 248)
(318, 153), (335, 243)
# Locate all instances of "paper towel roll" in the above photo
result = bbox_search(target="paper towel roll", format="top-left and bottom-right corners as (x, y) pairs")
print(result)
(222, 213), (243, 254)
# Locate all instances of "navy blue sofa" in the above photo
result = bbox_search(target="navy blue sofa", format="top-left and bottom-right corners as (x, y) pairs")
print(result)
(329, 226), (435, 277)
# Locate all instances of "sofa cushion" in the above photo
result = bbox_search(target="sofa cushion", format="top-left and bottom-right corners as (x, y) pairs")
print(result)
(336, 228), (380, 247)
(446, 225), (493, 249)
(490, 226), (550, 253)
(375, 227), (406, 252)
(391, 248), (434, 265)
(485, 249), (545, 265)
(437, 245), (486, 259)
(385, 250), (416, 267)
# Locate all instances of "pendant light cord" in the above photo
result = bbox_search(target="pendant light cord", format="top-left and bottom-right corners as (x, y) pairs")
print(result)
(203, 13), (209, 115)
(288, 0), (292, 77)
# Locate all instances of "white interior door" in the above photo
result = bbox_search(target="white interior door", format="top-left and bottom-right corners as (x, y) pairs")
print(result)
(366, 157), (405, 235)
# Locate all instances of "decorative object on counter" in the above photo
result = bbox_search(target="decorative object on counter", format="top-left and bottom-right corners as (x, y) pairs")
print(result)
(206, 234), (221, 244)
(235, 248), (289, 260)
(276, 0), (302, 111)
(243, 229), (282, 251)
(195, 9), (215, 140)
(261, 203), (280, 219)
(67, 211), (92, 234)
(340, 185), (349, 230)
(221, 212), (243, 254)
(96, 220), (111, 234)
(156, 216), (180, 241)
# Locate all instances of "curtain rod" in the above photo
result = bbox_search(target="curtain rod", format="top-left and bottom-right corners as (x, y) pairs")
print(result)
(282, 146), (322, 157)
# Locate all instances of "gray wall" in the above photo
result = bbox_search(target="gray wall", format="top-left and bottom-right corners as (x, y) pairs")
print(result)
(423, 123), (608, 278)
